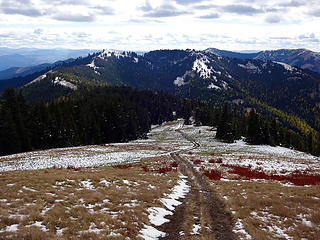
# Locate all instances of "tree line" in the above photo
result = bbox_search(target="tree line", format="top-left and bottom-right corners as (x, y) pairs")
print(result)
(214, 103), (320, 156)
(1, 86), (319, 157)
(0, 87), (192, 156)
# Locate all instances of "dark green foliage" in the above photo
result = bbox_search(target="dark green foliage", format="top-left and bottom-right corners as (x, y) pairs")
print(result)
(216, 103), (235, 143)
(0, 88), (30, 154)
(0, 86), (194, 156)
(246, 109), (264, 145)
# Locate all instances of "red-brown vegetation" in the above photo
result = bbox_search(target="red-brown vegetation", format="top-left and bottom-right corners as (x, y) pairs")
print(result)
(222, 164), (320, 186)
(67, 165), (81, 171)
(141, 165), (149, 172)
(113, 164), (132, 169)
(209, 158), (223, 164)
(201, 167), (222, 180)
(170, 161), (179, 168)
(193, 159), (203, 165)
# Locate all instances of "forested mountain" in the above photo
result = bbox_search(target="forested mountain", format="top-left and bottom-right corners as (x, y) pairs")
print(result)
(206, 48), (320, 73)
(17, 49), (320, 135)
(1, 48), (320, 157)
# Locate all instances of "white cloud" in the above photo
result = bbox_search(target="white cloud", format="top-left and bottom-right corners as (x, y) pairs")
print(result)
(0, 0), (319, 51)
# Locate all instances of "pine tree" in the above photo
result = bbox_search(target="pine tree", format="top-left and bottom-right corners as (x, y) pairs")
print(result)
(216, 103), (234, 143)
(246, 109), (264, 144)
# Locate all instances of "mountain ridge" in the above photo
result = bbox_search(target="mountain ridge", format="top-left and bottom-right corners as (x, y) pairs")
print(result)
(206, 47), (320, 73)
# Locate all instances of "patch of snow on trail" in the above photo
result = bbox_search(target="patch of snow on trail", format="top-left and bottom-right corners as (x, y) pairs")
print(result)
(139, 224), (166, 239)
(148, 207), (172, 226)
(139, 174), (190, 239)
(191, 224), (201, 235)
(233, 218), (252, 239)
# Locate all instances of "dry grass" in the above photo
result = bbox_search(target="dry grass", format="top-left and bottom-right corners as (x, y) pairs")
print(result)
(213, 180), (320, 240)
(0, 155), (179, 239)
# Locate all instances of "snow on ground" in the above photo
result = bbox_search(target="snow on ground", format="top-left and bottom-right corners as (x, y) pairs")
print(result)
(233, 218), (252, 239)
(238, 62), (261, 74)
(191, 224), (201, 235)
(139, 224), (166, 240)
(139, 174), (190, 239)
(53, 76), (77, 90)
(0, 224), (19, 233)
(193, 58), (213, 79)
(181, 125), (320, 175)
(1, 118), (318, 175)
(275, 61), (295, 72)
(207, 83), (221, 90)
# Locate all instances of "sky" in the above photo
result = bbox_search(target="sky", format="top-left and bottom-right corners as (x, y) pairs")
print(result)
(0, 0), (320, 52)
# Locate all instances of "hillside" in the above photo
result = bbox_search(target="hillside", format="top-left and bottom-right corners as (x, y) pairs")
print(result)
(206, 48), (320, 73)
(19, 49), (320, 136)
(0, 120), (319, 239)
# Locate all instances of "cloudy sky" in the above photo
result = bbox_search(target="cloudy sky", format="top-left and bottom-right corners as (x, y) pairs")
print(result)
(0, 0), (319, 51)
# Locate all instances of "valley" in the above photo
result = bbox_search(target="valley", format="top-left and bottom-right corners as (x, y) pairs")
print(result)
(0, 120), (319, 239)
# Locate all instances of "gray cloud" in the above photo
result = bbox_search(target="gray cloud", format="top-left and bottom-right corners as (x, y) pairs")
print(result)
(143, 4), (191, 18)
(193, 4), (217, 10)
(298, 33), (319, 42)
(199, 13), (220, 19)
(52, 13), (96, 22)
(308, 9), (320, 17)
(0, 0), (43, 17)
(174, 0), (206, 5)
(41, 0), (90, 5)
(265, 14), (282, 23)
(279, 0), (306, 7)
(138, 0), (153, 12)
(93, 6), (114, 15)
(221, 4), (264, 15)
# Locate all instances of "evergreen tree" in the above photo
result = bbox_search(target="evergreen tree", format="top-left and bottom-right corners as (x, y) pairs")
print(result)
(216, 103), (234, 143)
(246, 109), (264, 144)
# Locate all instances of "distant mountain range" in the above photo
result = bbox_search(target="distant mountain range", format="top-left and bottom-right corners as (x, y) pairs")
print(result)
(0, 48), (99, 72)
(14, 48), (320, 135)
(1, 47), (320, 137)
(206, 48), (320, 73)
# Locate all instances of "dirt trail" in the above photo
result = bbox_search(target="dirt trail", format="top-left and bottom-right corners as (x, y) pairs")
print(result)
(158, 128), (235, 240)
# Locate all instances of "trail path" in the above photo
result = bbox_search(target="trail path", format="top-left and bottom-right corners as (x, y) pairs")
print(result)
(158, 127), (235, 239)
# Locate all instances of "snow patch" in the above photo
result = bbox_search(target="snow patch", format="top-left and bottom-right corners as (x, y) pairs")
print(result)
(173, 71), (192, 87)
(99, 49), (131, 60)
(148, 207), (172, 226)
(191, 224), (201, 235)
(53, 76), (77, 90)
(139, 224), (166, 239)
(193, 57), (212, 78)
(86, 60), (100, 75)
(233, 218), (252, 239)
(81, 180), (95, 190)
(275, 61), (295, 71)
(0, 224), (19, 233)
(207, 83), (221, 90)
(238, 62), (261, 74)
(139, 174), (190, 239)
